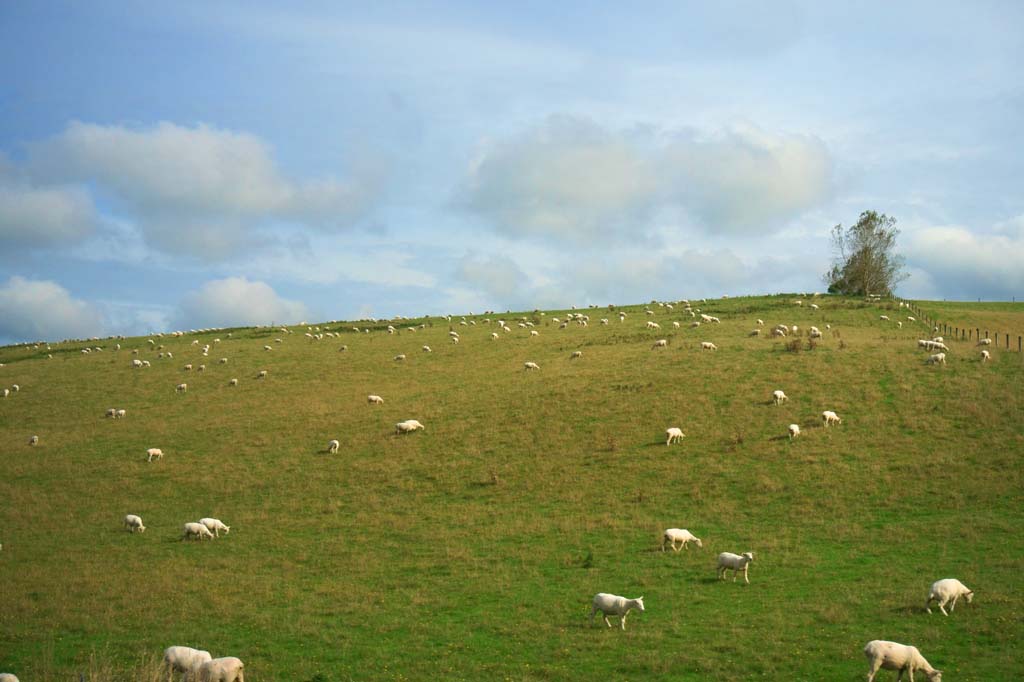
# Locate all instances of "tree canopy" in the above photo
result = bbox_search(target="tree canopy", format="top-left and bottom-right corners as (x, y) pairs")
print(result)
(824, 211), (908, 296)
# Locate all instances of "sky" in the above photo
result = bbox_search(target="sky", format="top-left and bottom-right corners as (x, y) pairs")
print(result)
(1, 1), (1022, 343)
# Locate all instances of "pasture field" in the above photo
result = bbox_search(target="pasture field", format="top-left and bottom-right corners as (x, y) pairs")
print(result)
(1, 295), (1022, 681)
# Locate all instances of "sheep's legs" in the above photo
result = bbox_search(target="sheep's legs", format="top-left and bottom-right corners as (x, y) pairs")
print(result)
(949, 596), (958, 612)
(939, 600), (949, 616)
(743, 567), (749, 584)
(619, 613), (628, 630)
(603, 615), (612, 628)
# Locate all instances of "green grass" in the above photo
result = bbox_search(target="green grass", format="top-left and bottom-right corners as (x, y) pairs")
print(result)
(1, 294), (1022, 681)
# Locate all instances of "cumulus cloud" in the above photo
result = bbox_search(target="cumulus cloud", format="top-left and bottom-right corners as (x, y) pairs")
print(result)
(0, 183), (98, 248)
(27, 121), (380, 259)
(455, 253), (529, 300)
(0, 276), (104, 343)
(175, 277), (310, 329)
(904, 223), (1024, 299)
(459, 116), (832, 242)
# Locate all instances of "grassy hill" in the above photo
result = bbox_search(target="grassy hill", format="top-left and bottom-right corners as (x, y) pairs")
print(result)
(1, 294), (1022, 681)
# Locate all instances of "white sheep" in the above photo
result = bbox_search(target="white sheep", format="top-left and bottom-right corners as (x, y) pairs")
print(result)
(981, 350), (991, 362)
(926, 353), (946, 365)
(123, 514), (146, 533)
(163, 646), (213, 679)
(665, 427), (686, 445)
(651, 339), (668, 349)
(524, 361), (540, 370)
(672, 321), (681, 328)
(368, 395), (384, 405)
(0, 673), (20, 682)
(757, 319), (764, 326)
(788, 424), (801, 439)
(772, 328), (786, 338)
(132, 358), (143, 368)
(28, 435), (39, 446)
(422, 345), (432, 353)
(908, 316), (916, 322)
(864, 640), (942, 682)
(106, 408), (117, 418)
(199, 517), (230, 537)
(662, 528), (702, 551)
(749, 329), (760, 336)
(880, 315), (890, 321)
(490, 332), (499, 340)
(11, 384), (18, 392)
(926, 578), (974, 616)
(701, 341), (717, 351)
(176, 383), (188, 393)
(773, 390), (788, 405)
(263, 345), (272, 351)
(229, 378), (239, 386)
(978, 337), (992, 346)
(570, 351), (583, 359)
(394, 354), (407, 361)
(395, 419), (425, 434)
(184, 364), (193, 371)
(451, 336), (460, 344)
(196, 656), (245, 682)
(717, 551), (755, 583)
(590, 593), (645, 630)
(257, 370), (268, 378)
(115, 409), (126, 419)
(147, 448), (164, 462)
(530, 330), (539, 337)
(822, 410), (842, 427)
(219, 357), (228, 364)
(897, 321), (903, 329)
(327, 439), (340, 454)
(182, 522), (215, 541)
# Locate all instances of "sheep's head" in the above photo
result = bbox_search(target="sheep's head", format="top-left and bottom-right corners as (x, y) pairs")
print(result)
(927, 671), (942, 682)
(964, 591), (974, 604)
(694, 538), (703, 549)
(742, 552), (754, 561)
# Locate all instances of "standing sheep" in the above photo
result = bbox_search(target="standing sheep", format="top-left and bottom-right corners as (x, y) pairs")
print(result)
(570, 351), (583, 359)
(665, 427), (686, 445)
(651, 339), (668, 349)
(926, 578), (974, 616)
(368, 395), (384, 405)
(163, 646), (212, 679)
(182, 522), (215, 541)
(0, 674), (20, 682)
(395, 419), (425, 434)
(788, 424), (801, 439)
(662, 528), (702, 551)
(123, 514), (146, 533)
(327, 439), (340, 454)
(196, 657), (245, 682)
(863, 640), (942, 682)
(523, 361), (540, 370)
(980, 350), (991, 362)
(717, 551), (755, 583)
(147, 448), (164, 462)
(772, 390), (788, 405)
(115, 409), (126, 419)
(701, 341), (718, 351)
(590, 593), (645, 630)
(176, 383), (188, 393)
(199, 518), (231, 538)
(28, 435), (39, 446)
(926, 353), (946, 365)
(822, 411), (842, 427)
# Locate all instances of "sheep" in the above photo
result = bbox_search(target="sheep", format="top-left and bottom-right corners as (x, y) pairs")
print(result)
(28, 435), (39, 446)
(716, 551), (755, 583)
(263, 345), (273, 351)
(123, 514), (146, 533)
(327, 439), (340, 454)
(749, 329), (760, 336)
(394, 354), (407, 361)
(926, 352), (946, 366)
(757, 319), (764, 326)
(395, 419), (425, 434)
(184, 364), (193, 371)
(147, 448), (164, 462)
(981, 350), (991, 362)
(196, 657), (245, 682)
(651, 339), (668, 349)
(219, 357), (228, 364)
(257, 370), (268, 379)
(199, 517), (231, 537)
(701, 341), (717, 351)
(933, 336), (943, 343)
(810, 303), (819, 310)
(978, 337), (992, 346)
(106, 408), (117, 418)
(1, 389), (8, 398)
(368, 395), (385, 405)
(926, 578), (973, 616)
(229, 378), (238, 386)
(451, 336), (460, 344)
(163, 646), (213, 679)
(672, 321), (681, 328)
(773, 390), (788, 405)
(176, 383), (188, 393)
(662, 528), (702, 551)
(897, 321), (903, 329)
(822, 410), (842, 427)
(11, 384), (18, 392)
(880, 315), (890, 321)
(908, 316), (916, 322)
(665, 427), (686, 445)
(0, 674), (19, 682)
(422, 345), (432, 353)
(115, 409), (126, 419)
(863, 640), (942, 682)
(524, 361), (540, 370)
(530, 330), (539, 337)
(132, 358), (143, 368)
(570, 350), (583, 359)
(646, 321), (661, 330)
(788, 424), (801, 439)
(772, 328), (786, 338)
(491, 332), (499, 340)
(590, 593), (645, 630)
(182, 522), (215, 541)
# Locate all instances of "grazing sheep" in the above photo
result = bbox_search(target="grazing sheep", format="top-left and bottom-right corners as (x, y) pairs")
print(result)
(115, 409), (126, 419)
(394, 354), (407, 361)
(147, 448), (164, 462)
(662, 528), (702, 551)
(182, 522), (215, 541)
(263, 345), (272, 351)
(184, 364), (193, 371)
(368, 395), (384, 405)
(0, 674), (20, 682)
(422, 345), (432, 353)
(131, 358), (143, 368)
(757, 319), (764, 325)
(978, 337), (992, 346)
(257, 370), (268, 378)
(822, 410), (842, 427)
(176, 383), (188, 393)
(701, 341), (717, 351)
(451, 336), (459, 344)
(908, 316), (916, 322)
(749, 329), (760, 336)
(28, 435), (39, 446)
(570, 350), (583, 359)
(981, 350), (991, 362)
(788, 424), (801, 439)
(651, 339), (668, 349)
(490, 332), (499, 340)
(773, 390), (788, 405)
(672, 321), (681, 328)
(590, 593), (645, 630)
(196, 657), (245, 682)
(665, 427), (686, 445)
(327, 439), (340, 454)
(530, 330), (539, 337)
(772, 328), (786, 338)
(926, 353), (946, 365)
(123, 514), (146, 533)
(717, 551), (755, 583)
(106, 408), (117, 418)
(163, 646), (213, 679)
(395, 419), (425, 434)
(11, 384), (18, 392)
(926, 578), (974, 616)
(524, 361), (540, 370)
(897, 321), (903, 329)
(229, 378), (238, 386)
(199, 518), (230, 538)
(219, 357), (228, 364)
(864, 640), (942, 682)
(880, 315), (890, 321)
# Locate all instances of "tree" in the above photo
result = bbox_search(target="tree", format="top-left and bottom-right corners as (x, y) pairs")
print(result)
(824, 211), (908, 296)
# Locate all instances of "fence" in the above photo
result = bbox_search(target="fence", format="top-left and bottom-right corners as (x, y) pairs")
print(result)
(891, 297), (1022, 352)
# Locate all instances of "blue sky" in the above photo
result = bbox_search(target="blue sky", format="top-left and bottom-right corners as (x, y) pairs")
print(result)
(1, 1), (1022, 343)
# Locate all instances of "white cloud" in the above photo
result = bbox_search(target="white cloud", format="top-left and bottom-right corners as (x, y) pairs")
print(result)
(174, 277), (310, 328)
(455, 253), (529, 300)
(0, 183), (98, 248)
(904, 223), (1024, 299)
(0, 276), (104, 343)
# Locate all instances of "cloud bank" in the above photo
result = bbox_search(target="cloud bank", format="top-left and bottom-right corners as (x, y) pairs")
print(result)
(174, 277), (310, 329)
(0, 276), (104, 342)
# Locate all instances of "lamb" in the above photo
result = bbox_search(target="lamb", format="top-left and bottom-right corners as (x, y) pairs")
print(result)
(926, 353), (946, 365)
(773, 390), (788, 405)
(822, 410), (842, 427)
(395, 419), (425, 434)
(672, 321), (681, 328)
(926, 578), (973, 616)
(219, 357), (228, 364)
(701, 341), (717, 351)
(327, 439), (340, 454)
(590, 593), (645, 630)
(115, 409), (126, 419)
(757, 319), (764, 326)
(662, 528), (702, 551)
(570, 351), (583, 359)
(665, 427), (686, 445)
(123, 514), (146, 533)
(196, 656), (245, 682)
(788, 424), (801, 439)
(199, 517), (230, 537)
(524, 361), (540, 370)
(176, 383), (188, 393)
(863, 640), (942, 682)
(163, 646), (212, 679)
(716, 551), (755, 583)
(646, 321), (661, 330)
(263, 345), (272, 351)
(651, 339), (668, 349)
(368, 395), (385, 405)
(182, 522), (215, 541)
(981, 350), (991, 362)
(491, 332), (499, 340)
(147, 448), (164, 462)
